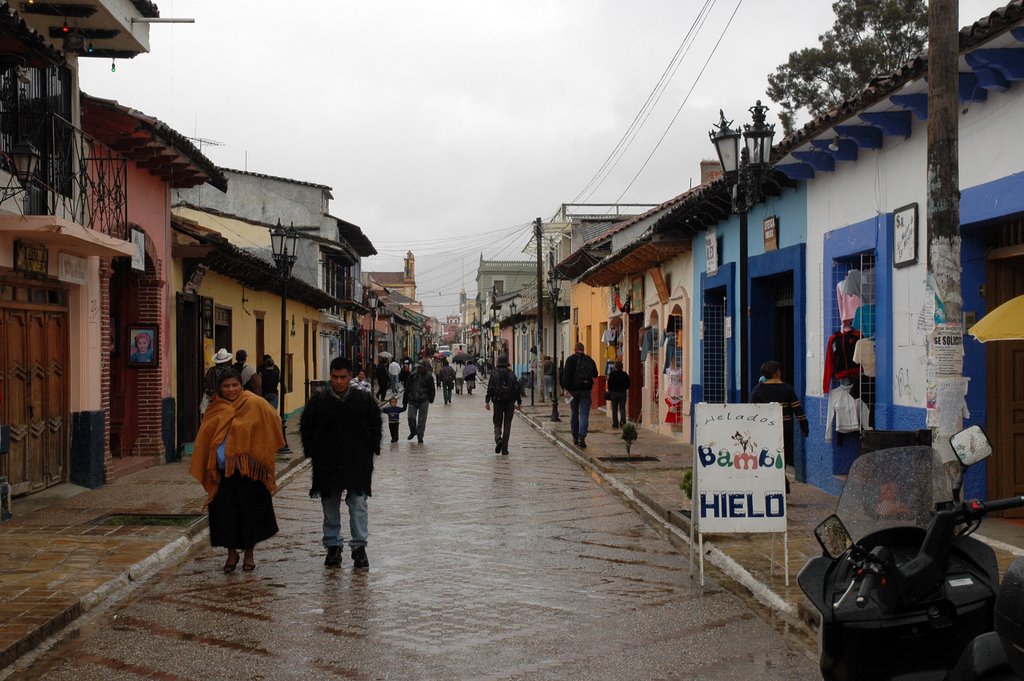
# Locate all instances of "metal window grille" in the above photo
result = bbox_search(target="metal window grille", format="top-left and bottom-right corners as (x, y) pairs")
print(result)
(702, 302), (727, 404)
(829, 253), (876, 432)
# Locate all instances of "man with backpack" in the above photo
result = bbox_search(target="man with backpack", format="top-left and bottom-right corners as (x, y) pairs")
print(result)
(561, 342), (598, 448)
(485, 355), (521, 456)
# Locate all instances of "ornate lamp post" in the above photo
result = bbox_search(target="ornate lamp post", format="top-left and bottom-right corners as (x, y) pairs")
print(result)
(368, 292), (378, 392)
(269, 219), (298, 452)
(709, 100), (775, 402)
(548, 254), (562, 421)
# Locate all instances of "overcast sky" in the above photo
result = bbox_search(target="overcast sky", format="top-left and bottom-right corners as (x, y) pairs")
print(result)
(80, 1), (997, 317)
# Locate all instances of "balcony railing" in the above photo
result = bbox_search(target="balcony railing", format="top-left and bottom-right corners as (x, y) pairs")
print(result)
(2, 111), (128, 240)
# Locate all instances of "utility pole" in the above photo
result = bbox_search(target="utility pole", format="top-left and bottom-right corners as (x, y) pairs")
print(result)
(535, 217), (545, 403)
(926, 0), (964, 455)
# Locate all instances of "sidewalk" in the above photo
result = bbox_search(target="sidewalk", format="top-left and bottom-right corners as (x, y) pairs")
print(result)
(516, 401), (1024, 633)
(0, 424), (308, 671)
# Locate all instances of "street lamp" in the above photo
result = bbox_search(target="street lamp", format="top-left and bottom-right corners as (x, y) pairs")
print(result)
(269, 219), (299, 452)
(709, 100), (775, 402)
(508, 300), (517, 373)
(1, 139), (42, 205)
(368, 292), (378, 393)
(548, 252), (562, 421)
(389, 314), (396, 358)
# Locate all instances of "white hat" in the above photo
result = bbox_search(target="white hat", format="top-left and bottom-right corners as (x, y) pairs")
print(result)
(212, 348), (232, 363)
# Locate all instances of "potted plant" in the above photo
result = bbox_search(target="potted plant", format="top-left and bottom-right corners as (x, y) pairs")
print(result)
(621, 421), (638, 456)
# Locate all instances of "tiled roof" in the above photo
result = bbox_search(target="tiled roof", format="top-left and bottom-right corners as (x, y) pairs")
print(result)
(367, 271), (407, 285)
(221, 168), (333, 197)
(333, 216), (377, 257)
(82, 95), (228, 192)
(130, 0), (160, 18)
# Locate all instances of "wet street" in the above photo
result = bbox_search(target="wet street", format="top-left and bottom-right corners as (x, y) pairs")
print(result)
(17, 393), (817, 680)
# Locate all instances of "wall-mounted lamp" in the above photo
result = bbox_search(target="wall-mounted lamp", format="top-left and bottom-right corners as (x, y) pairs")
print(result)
(1, 139), (41, 206)
(290, 314), (296, 337)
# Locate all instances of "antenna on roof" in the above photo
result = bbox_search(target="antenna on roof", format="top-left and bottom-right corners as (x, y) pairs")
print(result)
(185, 136), (224, 153)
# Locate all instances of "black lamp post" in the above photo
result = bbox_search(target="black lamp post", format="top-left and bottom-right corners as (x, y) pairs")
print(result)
(548, 254), (562, 421)
(709, 100), (775, 402)
(270, 219), (298, 452)
(509, 300), (517, 372)
(389, 314), (396, 358)
(368, 292), (378, 393)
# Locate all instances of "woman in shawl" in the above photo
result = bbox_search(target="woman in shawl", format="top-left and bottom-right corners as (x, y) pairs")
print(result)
(190, 368), (284, 572)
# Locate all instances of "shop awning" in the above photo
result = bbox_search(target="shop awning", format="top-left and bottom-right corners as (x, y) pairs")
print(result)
(0, 215), (136, 258)
(580, 236), (691, 287)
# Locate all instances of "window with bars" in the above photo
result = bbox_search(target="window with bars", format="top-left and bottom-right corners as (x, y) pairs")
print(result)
(702, 301), (727, 404)
(828, 252), (876, 432)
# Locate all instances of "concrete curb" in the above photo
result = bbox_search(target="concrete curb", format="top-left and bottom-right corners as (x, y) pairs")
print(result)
(1, 455), (311, 677)
(517, 410), (804, 631)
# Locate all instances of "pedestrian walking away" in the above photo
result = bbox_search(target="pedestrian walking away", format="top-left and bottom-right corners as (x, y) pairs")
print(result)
(561, 342), (598, 448)
(749, 360), (808, 494)
(190, 368), (283, 573)
(258, 354), (281, 408)
(463, 359), (477, 395)
(233, 349), (262, 395)
(388, 358), (401, 393)
(376, 358), (391, 402)
(300, 357), (381, 569)
(439, 358), (456, 404)
(607, 360), (630, 429)
(486, 354), (521, 455)
(403, 359), (436, 442)
(380, 395), (407, 443)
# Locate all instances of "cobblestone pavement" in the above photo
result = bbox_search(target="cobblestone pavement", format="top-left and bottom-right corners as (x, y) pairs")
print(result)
(15, 395), (818, 680)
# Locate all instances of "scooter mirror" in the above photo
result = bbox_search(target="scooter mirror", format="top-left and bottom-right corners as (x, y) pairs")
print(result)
(814, 514), (853, 559)
(950, 425), (993, 467)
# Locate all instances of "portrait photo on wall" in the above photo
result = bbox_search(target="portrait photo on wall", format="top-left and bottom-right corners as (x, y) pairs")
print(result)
(127, 326), (158, 366)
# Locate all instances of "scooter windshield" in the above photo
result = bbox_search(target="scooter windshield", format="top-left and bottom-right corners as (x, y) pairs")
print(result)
(834, 446), (955, 543)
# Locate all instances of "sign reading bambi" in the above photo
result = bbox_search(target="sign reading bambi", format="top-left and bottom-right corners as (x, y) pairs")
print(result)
(694, 402), (786, 533)
(691, 402), (788, 586)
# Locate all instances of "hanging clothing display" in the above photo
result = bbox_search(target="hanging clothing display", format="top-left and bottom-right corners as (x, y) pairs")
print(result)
(836, 282), (862, 323)
(664, 368), (683, 424)
(639, 326), (658, 362)
(822, 329), (861, 392)
(825, 384), (861, 441)
(852, 303), (876, 337)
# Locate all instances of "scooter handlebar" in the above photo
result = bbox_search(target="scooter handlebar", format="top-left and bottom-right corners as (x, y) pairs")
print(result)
(978, 496), (1024, 514)
(855, 570), (878, 608)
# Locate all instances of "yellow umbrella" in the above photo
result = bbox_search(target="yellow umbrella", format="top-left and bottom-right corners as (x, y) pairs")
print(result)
(968, 294), (1024, 342)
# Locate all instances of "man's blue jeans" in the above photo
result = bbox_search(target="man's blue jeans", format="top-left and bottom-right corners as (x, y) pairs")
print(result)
(320, 491), (368, 548)
(570, 391), (592, 441)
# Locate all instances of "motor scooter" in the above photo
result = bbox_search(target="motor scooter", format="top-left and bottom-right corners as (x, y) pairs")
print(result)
(798, 425), (1024, 680)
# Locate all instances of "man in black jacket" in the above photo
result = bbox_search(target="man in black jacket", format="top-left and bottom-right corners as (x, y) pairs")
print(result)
(403, 359), (436, 443)
(561, 342), (599, 448)
(485, 355), (521, 455)
(300, 357), (382, 569)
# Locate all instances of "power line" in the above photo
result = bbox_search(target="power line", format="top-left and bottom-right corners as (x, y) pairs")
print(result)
(570, 0), (718, 204)
(614, 0), (744, 203)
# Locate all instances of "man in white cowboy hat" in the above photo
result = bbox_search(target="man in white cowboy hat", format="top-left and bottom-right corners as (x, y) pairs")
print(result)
(201, 348), (234, 415)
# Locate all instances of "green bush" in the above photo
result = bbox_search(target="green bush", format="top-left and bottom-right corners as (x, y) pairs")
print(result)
(680, 469), (693, 499)
(621, 421), (638, 455)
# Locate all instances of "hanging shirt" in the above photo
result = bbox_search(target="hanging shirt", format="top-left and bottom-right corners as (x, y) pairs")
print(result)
(852, 338), (876, 377)
(822, 329), (861, 392)
(825, 384), (860, 441)
(836, 283), (862, 323)
(640, 327), (658, 362)
(853, 303), (876, 338)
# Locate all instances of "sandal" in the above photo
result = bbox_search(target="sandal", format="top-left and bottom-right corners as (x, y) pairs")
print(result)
(242, 560), (256, 572)
(223, 552), (240, 573)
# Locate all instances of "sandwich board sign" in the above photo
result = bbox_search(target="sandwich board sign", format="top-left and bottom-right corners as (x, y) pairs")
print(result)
(691, 402), (788, 585)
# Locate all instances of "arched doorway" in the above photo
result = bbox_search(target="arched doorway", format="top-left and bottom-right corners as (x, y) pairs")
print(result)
(665, 304), (685, 434)
(646, 309), (660, 426)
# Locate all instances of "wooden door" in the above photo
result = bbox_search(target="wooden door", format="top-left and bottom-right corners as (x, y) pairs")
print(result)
(987, 259), (1024, 515)
(176, 294), (203, 447)
(0, 307), (67, 495)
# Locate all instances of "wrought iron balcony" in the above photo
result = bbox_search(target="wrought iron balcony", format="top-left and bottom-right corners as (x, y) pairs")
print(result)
(1, 111), (128, 240)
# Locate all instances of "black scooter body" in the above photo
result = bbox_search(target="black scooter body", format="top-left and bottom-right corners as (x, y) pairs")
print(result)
(799, 527), (1001, 681)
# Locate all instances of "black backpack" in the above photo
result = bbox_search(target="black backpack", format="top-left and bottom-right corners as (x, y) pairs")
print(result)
(572, 355), (597, 391)
(493, 369), (518, 402)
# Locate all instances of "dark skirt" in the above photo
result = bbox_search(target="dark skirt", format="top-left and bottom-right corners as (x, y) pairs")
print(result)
(208, 472), (278, 550)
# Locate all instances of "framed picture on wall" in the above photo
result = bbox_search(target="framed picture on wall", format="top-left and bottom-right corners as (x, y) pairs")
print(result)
(893, 203), (918, 268)
(127, 325), (158, 367)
